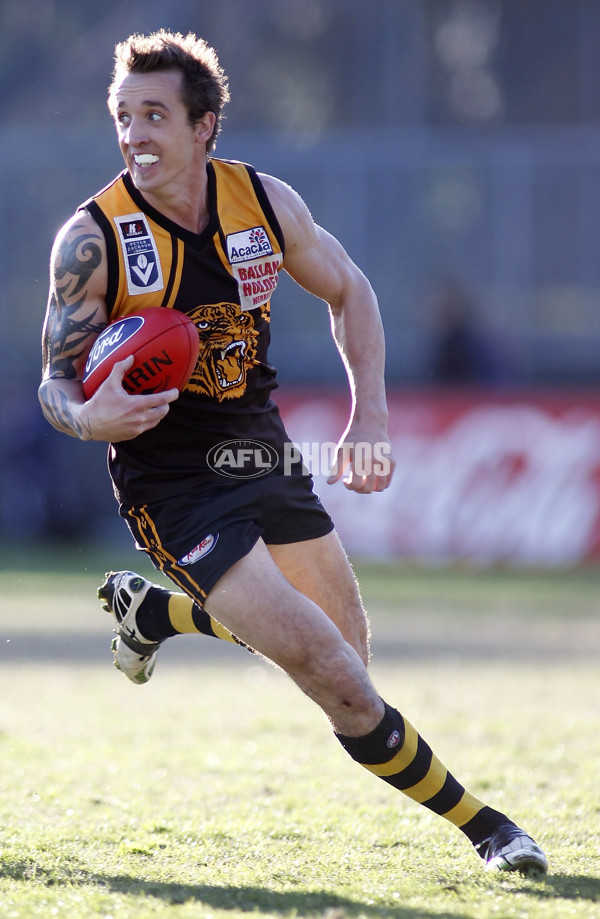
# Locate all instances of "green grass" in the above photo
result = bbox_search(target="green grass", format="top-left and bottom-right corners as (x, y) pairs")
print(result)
(1, 544), (599, 917)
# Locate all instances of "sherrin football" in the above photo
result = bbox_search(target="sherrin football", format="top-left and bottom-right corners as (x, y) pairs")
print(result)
(82, 308), (199, 399)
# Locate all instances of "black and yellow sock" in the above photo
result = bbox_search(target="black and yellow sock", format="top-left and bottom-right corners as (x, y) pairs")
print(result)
(335, 700), (514, 850)
(135, 585), (246, 647)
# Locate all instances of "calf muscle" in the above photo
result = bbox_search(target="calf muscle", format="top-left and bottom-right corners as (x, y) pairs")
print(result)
(204, 539), (383, 734)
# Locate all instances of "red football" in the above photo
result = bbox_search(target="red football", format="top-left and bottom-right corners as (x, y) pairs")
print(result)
(82, 308), (199, 399)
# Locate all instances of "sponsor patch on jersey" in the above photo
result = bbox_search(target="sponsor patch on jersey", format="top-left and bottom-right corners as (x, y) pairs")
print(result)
(226, 226), (274, 264)
(178, 534), (219, 566)
(115, 212), (164, 296)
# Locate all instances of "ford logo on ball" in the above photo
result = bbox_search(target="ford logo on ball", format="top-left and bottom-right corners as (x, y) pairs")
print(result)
(84, 315), (145, 375)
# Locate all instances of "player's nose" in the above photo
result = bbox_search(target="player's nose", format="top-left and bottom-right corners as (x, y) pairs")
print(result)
(124, 117), (150, 146)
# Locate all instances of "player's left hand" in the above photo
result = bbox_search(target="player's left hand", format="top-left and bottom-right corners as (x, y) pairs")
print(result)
(326, 425), (395, 493)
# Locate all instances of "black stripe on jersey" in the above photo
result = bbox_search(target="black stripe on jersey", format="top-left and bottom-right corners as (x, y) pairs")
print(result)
(208, 160), (232, 260)
(85, 200), (119, 317)
(160, 235), (179, 308)
(245, 165), (286, 256)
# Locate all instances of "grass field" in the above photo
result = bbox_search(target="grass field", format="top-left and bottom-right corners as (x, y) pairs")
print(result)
(1, 543), (599, 918)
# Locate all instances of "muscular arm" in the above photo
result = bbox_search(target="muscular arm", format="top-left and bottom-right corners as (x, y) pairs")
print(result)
(39, 210), (178, 442)
(39, 213), (109, 439)
(260, 174), (395, 492)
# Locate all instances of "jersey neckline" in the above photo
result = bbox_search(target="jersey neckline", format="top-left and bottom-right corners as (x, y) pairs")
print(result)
(122, 162), (218, 250)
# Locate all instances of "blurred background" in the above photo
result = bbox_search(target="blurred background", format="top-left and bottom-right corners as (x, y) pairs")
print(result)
(3, 0), (600, 565)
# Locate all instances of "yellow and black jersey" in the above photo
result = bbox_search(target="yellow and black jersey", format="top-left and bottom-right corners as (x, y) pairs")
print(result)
(80, 159), (293, 503)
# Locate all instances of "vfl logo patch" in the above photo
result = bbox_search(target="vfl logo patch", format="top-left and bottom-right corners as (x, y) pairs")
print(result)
(115, 212), (164, 295)
(226, 226), (274, 264)
(386, 730), (401, 749)
(178, 534), (219, 566)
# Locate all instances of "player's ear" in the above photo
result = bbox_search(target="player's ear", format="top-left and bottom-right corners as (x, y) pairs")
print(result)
(195, 111), (216, 145)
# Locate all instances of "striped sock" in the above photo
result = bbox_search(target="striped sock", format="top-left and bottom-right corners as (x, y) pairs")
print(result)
(335, 700), (514, 848)
(136, 586), (244, 647)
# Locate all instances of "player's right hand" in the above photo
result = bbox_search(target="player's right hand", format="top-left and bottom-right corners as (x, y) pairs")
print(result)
(80, 356), (179, 442)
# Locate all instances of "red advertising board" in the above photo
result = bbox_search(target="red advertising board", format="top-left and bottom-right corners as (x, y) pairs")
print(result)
(277, 389), (600, 566)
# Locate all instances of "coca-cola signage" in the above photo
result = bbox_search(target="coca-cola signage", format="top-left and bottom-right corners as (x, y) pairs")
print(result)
(278, 391), (600, 566)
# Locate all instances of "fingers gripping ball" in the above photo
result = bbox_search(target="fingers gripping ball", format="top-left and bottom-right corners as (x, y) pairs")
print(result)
(82, 308), (200, 399)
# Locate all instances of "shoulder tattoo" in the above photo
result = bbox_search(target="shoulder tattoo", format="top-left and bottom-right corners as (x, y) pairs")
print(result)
(55, 229), (103, 296)
(45, 231), (107, 380)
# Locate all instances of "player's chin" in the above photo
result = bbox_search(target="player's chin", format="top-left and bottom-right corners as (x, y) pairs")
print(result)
(130, 163), (159, 185)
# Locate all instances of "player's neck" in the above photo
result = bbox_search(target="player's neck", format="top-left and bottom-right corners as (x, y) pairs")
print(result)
(134, 160), (210, 235)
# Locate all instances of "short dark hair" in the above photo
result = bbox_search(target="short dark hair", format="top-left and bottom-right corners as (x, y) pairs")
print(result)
(108, 30), (230, 152)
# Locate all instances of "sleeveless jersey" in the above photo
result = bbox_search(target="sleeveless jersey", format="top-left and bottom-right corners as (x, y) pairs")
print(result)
(81, 159), (293, 504)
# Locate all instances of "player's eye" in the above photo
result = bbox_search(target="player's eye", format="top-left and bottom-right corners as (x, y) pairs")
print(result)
(148, 111), (163, 122)
(117, 113), (130, 126)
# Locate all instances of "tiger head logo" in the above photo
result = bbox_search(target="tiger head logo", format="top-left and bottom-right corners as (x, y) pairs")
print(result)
(186, 302), (259, 400)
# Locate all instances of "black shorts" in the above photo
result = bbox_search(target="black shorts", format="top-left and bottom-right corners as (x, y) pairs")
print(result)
(120, 472), (334, 606)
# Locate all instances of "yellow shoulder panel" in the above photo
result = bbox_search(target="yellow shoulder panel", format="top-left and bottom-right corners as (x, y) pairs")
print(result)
(92, 176), (175, 318)
(211, 160), (283, 312)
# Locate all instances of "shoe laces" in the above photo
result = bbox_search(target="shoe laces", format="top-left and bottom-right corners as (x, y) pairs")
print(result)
(476, 823), (523, 859)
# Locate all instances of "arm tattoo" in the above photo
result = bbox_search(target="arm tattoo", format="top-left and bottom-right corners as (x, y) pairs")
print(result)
(44, 291), (106, 379)
(41, 228), (105, 438)
(44, 231), (107, 379)
(39, 385), (93, 440)
(55, 230), (103, 297)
